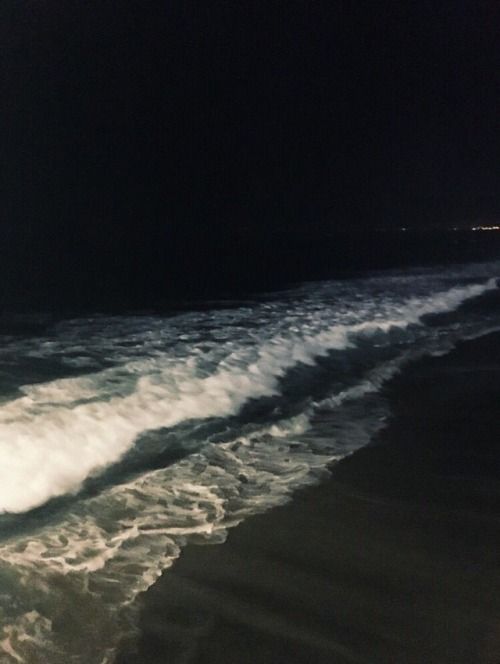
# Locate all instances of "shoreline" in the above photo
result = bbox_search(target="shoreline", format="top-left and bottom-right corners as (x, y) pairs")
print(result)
(117, 331), (500, 664)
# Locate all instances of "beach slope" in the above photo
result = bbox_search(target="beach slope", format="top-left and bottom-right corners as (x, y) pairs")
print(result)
(118, 332), (500, 664)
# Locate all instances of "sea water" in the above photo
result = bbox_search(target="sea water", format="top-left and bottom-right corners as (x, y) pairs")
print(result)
(0, 261), (498, 662)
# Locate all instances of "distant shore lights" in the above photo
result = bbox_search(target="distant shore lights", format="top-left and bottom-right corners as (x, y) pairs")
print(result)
(471, 225), (500, 232)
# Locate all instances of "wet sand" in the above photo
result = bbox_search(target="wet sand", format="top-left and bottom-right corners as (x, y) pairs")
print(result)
(118, 331), (500, 664)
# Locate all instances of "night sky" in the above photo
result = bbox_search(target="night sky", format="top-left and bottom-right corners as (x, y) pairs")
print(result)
(1, 1), (499, 307)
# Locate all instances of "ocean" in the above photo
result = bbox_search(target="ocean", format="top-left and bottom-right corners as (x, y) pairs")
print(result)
(0, 259), (499, 663)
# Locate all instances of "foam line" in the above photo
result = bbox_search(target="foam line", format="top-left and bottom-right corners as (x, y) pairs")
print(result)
(0, 288), (499, 662)
(0, 276), (495, 514)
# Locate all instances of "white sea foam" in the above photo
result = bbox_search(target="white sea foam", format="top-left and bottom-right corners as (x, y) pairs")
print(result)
(0, 264), (498, 662)
(0, 411), (329, 663)
(0, 276), (496, 515)
(0, 322), (484, 663)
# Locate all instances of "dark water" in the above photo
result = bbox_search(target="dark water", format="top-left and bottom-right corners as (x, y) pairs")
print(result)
(3, 230), (500, 312)
(0, 259), (498, 662)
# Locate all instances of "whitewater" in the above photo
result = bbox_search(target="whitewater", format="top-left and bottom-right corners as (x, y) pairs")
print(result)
(0, 261), (498, 663)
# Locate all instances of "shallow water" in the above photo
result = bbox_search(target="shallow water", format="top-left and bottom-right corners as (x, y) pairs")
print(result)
(0, 261), (499, 662)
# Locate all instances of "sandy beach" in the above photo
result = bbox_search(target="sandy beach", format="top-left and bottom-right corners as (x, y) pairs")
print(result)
(117, 330), (500, 664)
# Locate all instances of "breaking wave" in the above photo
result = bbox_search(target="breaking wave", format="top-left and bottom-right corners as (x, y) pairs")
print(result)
(0, 262), (497, 662)
(0, 276), (496, 515)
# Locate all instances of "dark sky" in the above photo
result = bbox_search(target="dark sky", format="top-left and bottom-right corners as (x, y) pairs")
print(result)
(1, 1), (499, 305)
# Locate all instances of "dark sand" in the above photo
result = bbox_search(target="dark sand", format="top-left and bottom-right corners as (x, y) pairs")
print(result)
(118, 332), (500, 664)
